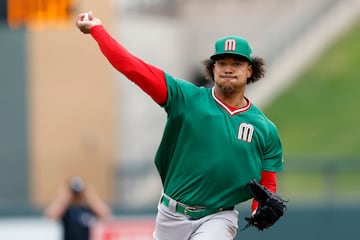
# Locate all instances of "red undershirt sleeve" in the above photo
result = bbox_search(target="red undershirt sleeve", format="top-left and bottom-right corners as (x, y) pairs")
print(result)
(89, 25), (168, 105)
(251, 171), (277, 213)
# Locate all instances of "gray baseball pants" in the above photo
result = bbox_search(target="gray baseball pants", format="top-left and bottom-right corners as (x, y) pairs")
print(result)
(153, 196), (239, 240)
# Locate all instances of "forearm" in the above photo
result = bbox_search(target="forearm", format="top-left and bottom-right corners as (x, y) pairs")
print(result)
(251, 171), (277, 213)
(90, 25), (167, 104)
(85, 188), (112, 219)
(44, 198), (69, 219)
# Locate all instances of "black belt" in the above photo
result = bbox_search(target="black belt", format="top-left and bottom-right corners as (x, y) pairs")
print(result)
(161, 195), (234, 220)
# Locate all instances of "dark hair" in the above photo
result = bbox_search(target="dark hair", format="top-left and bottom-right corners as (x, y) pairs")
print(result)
(202, 56), (265, 84)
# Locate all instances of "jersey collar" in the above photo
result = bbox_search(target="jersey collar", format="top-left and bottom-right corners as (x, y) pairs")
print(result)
(212, 87), (251, 116)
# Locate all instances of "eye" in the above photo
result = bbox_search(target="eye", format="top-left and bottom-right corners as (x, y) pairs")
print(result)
(217, 61), (226, 66)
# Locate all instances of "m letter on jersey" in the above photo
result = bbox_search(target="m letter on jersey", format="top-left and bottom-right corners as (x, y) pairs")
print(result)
(238, 123), (254, 143)
(225, 39), (236, 51)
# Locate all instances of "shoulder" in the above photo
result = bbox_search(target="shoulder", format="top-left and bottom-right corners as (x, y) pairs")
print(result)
(248, 103), (280, 135)
(164, 72), (210, 97)
(162, 72), (211, 111)
(164, 72), (197, 88)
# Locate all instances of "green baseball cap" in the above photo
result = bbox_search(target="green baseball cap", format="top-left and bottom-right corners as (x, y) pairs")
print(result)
(210, 35), (253, 62)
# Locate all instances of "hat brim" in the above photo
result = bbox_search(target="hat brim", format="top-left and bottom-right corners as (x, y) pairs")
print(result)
(210, 53), (251, 62)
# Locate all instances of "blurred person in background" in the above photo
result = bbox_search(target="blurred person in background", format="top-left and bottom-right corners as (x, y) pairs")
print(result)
(75, 11), (283, 240)
(45, 176), (112, 240)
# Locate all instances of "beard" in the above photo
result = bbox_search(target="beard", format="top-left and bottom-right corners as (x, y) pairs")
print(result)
(218, 82), (235, 94)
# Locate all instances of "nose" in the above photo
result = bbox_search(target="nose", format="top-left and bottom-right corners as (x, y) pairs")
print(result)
(224, 64), (233, 73)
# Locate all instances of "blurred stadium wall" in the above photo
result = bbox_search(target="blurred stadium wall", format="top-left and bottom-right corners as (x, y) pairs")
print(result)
(0, 0), (116, 214)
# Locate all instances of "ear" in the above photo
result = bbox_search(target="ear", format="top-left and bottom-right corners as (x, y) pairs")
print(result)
(247, 65), (253, 78)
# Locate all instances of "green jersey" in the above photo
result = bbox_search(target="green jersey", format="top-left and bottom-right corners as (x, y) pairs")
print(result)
(154, 72), (283, 209)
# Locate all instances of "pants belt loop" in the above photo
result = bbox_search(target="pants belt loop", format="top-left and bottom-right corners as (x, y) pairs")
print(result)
(162, 193), (177, 213)
(168, 197), (177, 212)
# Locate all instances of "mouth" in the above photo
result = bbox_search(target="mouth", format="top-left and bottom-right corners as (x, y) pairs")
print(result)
(220, 75), (236, 81)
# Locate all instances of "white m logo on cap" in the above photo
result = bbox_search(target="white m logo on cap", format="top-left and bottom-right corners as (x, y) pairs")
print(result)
(224, 39), (236, 51)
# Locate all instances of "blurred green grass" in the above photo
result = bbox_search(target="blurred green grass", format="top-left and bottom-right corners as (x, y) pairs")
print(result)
(263, 20), (360, 205)
(264, 19), (360, 157)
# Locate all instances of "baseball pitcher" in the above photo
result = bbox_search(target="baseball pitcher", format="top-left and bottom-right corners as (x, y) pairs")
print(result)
(75, 11), (285, 240)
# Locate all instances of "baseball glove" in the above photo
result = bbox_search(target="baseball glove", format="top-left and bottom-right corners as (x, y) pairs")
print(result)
(242, 179), (287, 231)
